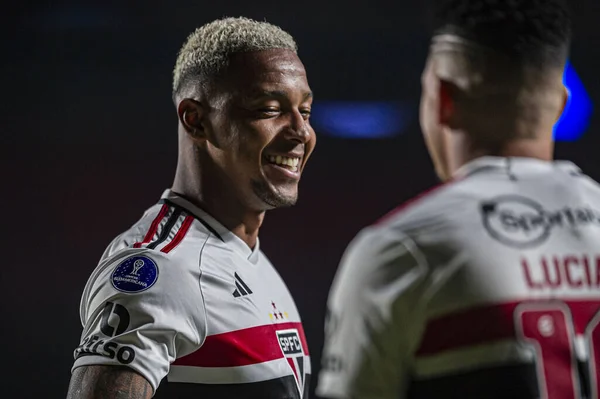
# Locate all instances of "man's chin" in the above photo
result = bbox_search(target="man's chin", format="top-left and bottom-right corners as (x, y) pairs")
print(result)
(251, 180), (299, 209)
(261, 192), (297, 209)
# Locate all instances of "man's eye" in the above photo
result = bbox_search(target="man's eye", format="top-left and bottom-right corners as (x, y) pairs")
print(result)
(258, 108), (279, 114)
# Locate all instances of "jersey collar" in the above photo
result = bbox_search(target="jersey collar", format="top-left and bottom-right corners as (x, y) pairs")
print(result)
(453, 156), (581, 179)
(160, 189), (261, 263)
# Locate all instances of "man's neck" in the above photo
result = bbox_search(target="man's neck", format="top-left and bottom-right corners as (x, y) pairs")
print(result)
(201, 195), (265, 249)
(448, 133), (554, 177)
(172, 167), (264, 249)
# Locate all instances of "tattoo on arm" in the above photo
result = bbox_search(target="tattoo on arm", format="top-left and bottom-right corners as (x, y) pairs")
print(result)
(67, 366), (153, 399)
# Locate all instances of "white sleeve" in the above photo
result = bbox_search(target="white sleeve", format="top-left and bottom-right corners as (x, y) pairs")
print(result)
(71, 248), (205, 393)
(317, 227), (430, 399)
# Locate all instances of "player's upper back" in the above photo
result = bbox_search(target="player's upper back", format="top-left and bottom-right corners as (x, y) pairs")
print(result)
(321, 156), (600, 399)
(370, 156), (600, 397)
(377, 156), (600, 301)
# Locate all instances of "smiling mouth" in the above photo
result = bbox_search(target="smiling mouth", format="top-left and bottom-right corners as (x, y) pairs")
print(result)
(264, 155), (301, 172)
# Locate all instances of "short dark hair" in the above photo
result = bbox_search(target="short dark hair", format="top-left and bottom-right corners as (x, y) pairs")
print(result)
(432, 0), (572, 66)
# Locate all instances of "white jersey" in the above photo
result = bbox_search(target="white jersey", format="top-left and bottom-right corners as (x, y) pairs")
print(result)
(318, 156), (600, 399)
(72, 190), (311, 398)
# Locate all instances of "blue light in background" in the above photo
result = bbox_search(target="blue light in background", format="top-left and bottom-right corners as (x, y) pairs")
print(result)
(312, 63), (592, 141)
(311, 101), (412, 138)
(553, 62), (593, 142)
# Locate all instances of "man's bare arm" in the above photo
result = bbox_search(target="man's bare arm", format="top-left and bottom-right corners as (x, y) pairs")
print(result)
(67, 365), (153, 399)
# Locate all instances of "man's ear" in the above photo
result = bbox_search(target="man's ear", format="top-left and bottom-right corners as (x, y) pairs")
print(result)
(556, 84), (569, 124)
(177, 98), (206, 141)
(438, 78), (458, 127)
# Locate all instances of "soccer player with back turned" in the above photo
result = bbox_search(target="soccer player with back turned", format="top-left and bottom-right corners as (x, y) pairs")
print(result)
(318, 1), (600, 398)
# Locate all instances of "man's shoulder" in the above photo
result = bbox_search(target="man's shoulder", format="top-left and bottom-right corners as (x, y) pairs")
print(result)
(87, 247), (198, 299)
(85, 200), (220, 301)
(102, 201), (217, 263)
(374, 179), (468, 230)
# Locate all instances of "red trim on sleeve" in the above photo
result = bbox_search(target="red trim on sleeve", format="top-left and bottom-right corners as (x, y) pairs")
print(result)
(161, 215), (194, 253)
(133, 204), (170, 248)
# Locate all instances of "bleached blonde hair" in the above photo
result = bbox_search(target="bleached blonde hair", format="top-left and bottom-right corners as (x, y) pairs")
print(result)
(172, 17), (298, 98)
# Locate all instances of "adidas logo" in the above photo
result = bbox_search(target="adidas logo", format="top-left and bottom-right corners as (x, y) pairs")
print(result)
(232, 272), (253, 298)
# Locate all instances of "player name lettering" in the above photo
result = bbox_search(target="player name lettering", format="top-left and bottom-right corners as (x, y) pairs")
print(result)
(521, 254), (600, 290)
(113, 276), (148, 287)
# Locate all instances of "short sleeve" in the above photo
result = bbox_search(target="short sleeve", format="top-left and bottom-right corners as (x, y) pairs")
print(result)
(317, 227), (430, 399)
(71, 248), (205, 393)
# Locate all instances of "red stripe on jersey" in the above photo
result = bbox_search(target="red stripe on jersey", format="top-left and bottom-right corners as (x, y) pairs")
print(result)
(415, 299), (600, 357)
(133, 204), (169, 248)
(375, 182), (452, 225)
(569, 300), (600, 334)
(173, 322), (309, 367)
(161, 215), (194, 253)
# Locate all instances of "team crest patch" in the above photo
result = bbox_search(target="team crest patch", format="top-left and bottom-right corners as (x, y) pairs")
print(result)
(111, 256), (158, 293)
(276, 329), (306, 396)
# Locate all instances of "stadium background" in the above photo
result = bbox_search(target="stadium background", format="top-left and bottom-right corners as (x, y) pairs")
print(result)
(2, 0), (598, 396)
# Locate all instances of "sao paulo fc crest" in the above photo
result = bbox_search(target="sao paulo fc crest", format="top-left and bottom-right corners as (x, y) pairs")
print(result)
(276, 328), (306, 397)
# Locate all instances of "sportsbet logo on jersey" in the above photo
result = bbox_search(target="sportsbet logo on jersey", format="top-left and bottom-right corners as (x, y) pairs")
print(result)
(481, 195), (600, 249)
(482, 195), (600, 291)
(277, 329), (306, 396)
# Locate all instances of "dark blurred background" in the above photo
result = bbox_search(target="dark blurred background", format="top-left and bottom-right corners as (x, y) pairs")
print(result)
(2, 1), (599, 397)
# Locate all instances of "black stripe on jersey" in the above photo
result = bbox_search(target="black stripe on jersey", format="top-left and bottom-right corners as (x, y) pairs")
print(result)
(407, 363), (540, 399)
(235, 272), (253, 294)
(160, 199), (223, 241)
(297, 360), (304, 387)
(147, 208), (181, 250)
(235, 280), (249, 296)
(156, 374), (311, 399)
(74, 352), (95, 360)
(578, 359), (591, 398)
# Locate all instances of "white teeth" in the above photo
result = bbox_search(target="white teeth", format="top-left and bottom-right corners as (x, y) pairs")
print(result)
(267, 155), (301, 170)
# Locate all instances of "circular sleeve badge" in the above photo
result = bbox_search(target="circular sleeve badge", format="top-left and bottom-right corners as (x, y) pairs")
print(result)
(111, 256), (159, 293)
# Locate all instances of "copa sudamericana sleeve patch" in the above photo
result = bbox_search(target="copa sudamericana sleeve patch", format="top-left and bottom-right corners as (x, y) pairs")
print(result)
(110, 256), (159, 293)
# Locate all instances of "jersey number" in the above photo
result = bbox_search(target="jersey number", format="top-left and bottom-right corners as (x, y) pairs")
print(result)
(515, 303), (600, 399)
